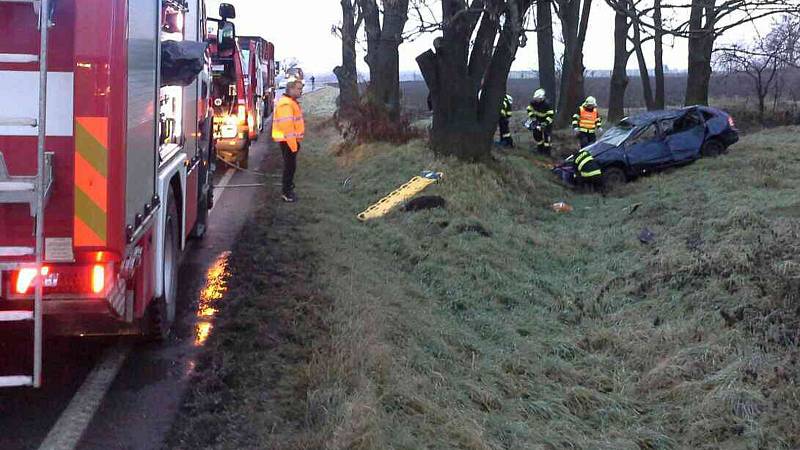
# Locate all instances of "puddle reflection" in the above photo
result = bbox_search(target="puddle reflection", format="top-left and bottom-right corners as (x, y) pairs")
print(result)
(194, 251), (231, 346)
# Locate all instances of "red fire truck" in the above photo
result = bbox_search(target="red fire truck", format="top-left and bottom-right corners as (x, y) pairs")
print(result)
(0, 0), (223, 387)
(207, 13), (254, 169)
(238, 36), (276, 138)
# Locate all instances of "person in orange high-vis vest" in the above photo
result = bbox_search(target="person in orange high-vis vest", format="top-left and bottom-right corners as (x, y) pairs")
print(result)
(572, 96), (603, 149)
(272, 76), (305, 202)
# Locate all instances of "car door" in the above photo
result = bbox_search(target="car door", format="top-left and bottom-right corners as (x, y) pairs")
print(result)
(624, 123), (673, 172)
(664, 110), (706, 162)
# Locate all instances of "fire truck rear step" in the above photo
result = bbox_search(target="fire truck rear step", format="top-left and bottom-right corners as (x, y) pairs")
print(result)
(0, 54), (39, 64)
(0, 151), (54, 215)
(0, 311), (33, 322)
(0, 311), (35, 387)
(0, 376), (34, 387)
(0, 117), (38, 127)
(0, 248), (35, 260)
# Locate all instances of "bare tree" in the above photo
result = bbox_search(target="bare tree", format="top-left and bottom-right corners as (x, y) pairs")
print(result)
(537, 0), (558, 104)
(608, 1), (632, 123)
(554, 0), (593, 127)
(606, 0), (659, 122)
(631, 5), (656, 109)
(416, 0), (534, 161)
(653, 0), (666, 108)
(360, 0), (410, 120)
(716, 15), (800, 123)
(683, 0), (800, 106)
(333, 0), (364, 119)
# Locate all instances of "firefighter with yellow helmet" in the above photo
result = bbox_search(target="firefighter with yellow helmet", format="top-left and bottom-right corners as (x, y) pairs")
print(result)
(572, 96), (603, 149)
(497, 92), (514, 148)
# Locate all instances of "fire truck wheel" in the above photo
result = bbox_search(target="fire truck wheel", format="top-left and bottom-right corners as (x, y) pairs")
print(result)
(239, 145), (250, 170)
(148, 192), (179, 340)
(191, 179), (210, 239)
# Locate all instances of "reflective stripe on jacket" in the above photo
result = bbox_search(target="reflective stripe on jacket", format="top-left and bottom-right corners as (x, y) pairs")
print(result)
(272, 95), (305, 152)
(575, 150), (602, 178)
(500, 95), (513, 118)
(526, 100), (554, 126)
(572, 106), (602, 133)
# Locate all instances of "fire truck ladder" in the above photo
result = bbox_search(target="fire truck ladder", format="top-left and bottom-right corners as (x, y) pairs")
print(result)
(0, 0), (55, 388)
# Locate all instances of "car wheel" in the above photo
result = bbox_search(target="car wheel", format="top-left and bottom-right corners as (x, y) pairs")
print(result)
(603, 166), (627, 189)
(701, 139), (724, 157)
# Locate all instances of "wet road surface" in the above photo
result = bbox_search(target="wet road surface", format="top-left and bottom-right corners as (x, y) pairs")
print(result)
(0, 135), (275, 450)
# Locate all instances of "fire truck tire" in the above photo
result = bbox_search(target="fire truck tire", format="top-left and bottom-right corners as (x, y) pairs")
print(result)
(239, 144), (250, 170)
(148, 192), (179, 340)
(191, 177), (210, 239)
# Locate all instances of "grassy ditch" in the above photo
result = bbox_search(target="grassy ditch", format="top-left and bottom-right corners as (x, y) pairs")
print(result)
(169, 88), (800, 450)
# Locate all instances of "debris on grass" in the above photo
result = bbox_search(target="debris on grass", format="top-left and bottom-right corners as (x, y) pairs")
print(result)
(627, 202), (642, 215)
(404, 195), (446, 212)
(551, 201), (573, 213)
(638, 227), (656, 244)
(456, 223), (492, 237)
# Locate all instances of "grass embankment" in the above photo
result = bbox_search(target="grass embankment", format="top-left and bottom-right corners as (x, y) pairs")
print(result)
(169, 88), (800, 449)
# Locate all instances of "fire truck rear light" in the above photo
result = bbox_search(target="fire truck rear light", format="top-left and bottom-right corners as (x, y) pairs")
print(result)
(237, 105), (247, 122)
(15, 267), (49, 294)
(91, 265), (105, 294)
(15, 268), (37, 294)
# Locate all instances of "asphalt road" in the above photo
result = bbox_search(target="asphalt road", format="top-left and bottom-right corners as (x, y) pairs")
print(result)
(0, 134), (275, 450)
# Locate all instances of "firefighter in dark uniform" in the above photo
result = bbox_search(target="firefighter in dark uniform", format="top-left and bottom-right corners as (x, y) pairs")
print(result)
(572, 96), (603, 149)
(526, 88), (554, 155)
(497, 93), (514, 148)
(568, 148), (603, 191)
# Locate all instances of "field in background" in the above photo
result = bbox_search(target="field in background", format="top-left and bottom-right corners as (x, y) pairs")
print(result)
(169, 87), (800, 450)
(400, 74), (800, 132)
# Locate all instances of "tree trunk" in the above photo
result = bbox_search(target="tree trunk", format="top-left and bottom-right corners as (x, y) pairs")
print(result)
(418, 44), (495, 161)
(653, 0), (665, 109)
(685, 0), (716, 106)
(334, 0), (360, 119)
(366, 42), (402, 117)
(608, 8), (630, 123)
(417, 0), (532, 161)
(555, 0), (592, 128)
(536, 0), (557, 104)
(632, 15), (655, 110)
(361, 0), (409, 120)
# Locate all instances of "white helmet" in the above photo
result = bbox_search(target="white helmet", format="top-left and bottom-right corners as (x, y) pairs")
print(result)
(585, 96), (597, 107)
(533, 89), (546, 100)
(505, 94), (513, 102)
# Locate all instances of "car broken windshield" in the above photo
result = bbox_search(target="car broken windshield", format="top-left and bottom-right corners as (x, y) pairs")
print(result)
(598, 120), (635, 146)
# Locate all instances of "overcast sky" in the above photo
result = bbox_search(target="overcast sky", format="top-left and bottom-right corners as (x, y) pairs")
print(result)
(208, 0), (771, 76)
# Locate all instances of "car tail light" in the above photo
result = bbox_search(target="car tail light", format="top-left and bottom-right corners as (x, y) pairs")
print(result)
(91, 264), (105, 294)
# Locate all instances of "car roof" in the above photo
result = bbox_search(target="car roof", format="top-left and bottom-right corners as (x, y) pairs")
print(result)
(624, 109), (686, 126)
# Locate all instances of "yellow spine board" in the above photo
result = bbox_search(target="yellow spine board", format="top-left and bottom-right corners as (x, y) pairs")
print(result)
(357, 173), (442, 221)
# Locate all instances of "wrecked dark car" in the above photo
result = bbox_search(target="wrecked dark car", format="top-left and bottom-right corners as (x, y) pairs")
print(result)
(556, 106), (739, 186)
